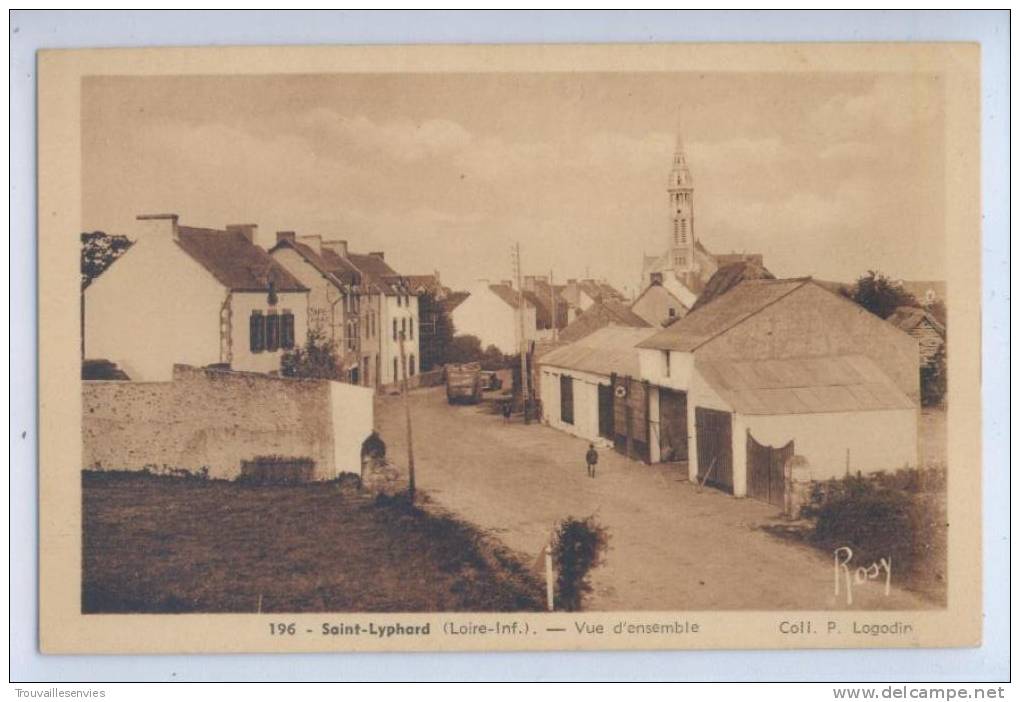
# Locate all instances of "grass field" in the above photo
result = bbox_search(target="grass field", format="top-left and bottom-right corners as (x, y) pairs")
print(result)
(82, 471), (544, 613)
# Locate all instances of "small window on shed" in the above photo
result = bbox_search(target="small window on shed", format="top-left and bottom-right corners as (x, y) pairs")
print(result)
(560, 375), (574, 425)
(668, 307), (677, 318)
(249, 311), (265, 353)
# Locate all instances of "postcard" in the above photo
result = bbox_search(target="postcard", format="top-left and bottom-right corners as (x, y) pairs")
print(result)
(37, 42), (981, 653)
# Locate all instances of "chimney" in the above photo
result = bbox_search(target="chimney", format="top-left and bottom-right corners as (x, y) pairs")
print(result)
(369, 251), (385, 261)
(298, 235), (322, 254)
(322, 239), (348, 257)
(227, 223), (257, 243)
(276, 230), (296, 244)
(136, 213), (179, 241)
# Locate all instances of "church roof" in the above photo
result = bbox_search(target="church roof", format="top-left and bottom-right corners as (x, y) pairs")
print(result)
(690, 261), (776, 313)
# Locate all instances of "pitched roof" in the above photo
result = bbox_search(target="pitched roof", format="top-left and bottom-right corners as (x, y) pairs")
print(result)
(269, 238), (361, 288)
(441, 290), (470, 314)
(346, 253), (409, 296)
(176, 227), (307, 292)
(629, 283), (689, 326)
(578, 279), (624, 302)
(638, 278), (812, 351)
(887, 306), (946, 337)
(403, 274), (449, 298)
(690, 261), (775, 313)
(488, 284), (532, 310)
(559, 298), (651, 343)
(540, 325), (659, 378)
(696, 354), (916, 415)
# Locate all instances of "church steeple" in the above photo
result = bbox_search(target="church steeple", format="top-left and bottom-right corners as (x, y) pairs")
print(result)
(668, 130), (695, 275)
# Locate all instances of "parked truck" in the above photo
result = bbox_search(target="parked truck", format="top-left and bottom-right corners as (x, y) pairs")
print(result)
(445, 362), (484, 404)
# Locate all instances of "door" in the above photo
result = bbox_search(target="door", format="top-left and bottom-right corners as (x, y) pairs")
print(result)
(694, 407), (733, 492)
(597, 383), (614, 439)
(658, 389), (688, 462)
(747, 432), (794, 507)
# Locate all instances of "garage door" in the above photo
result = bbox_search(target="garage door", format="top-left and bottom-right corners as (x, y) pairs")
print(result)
(659, 389), (688, 462)
(695, 407), (733, 493)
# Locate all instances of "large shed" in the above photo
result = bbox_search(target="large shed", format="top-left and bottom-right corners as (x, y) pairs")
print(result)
(538, 325), (658, 458)
(636, 277), (921, 501)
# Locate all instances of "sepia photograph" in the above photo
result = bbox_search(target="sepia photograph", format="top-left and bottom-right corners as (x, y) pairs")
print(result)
(33, 37), (985, 657)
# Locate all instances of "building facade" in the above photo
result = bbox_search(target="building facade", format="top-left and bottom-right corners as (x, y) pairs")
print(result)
(84, 214), (309, 381)
(452, 281), (538, 355)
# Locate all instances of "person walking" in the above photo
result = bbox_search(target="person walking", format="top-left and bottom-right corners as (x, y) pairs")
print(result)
(585, 443), (599, 479)
(502, 401), (512, 423)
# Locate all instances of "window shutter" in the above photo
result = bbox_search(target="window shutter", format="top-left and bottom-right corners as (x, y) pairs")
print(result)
(250, 311), (264, 353)
(266, 313), (280, 352)
(392, 319), (397, 340)
(281, 312), (295, 349)
(409, 354), (416, 377)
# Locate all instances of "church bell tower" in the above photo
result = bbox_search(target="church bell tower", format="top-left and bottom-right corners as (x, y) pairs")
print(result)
(667, 133), (695, 276)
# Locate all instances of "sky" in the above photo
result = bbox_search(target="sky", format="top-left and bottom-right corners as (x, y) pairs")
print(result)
(82, 71), (946, 294)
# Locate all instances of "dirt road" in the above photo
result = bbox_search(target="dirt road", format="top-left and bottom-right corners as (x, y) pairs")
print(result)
(377, 387), (934, 611)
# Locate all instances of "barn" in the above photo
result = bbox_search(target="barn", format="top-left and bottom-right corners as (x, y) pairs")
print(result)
(538, 326), (658, 460)
(637, 277), (921, 501)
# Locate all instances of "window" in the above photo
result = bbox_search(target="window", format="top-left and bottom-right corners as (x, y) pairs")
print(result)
(401, 318), (406, 339)
(560, 375), (574, 425)
(409, 319), (414, 340)
(363, 356), (370, 385)
(664, 351), (671, 378)
(281, 311), (295, 349)
(408, 354), (416, 377)
(392, 319), (398, 341)
(249, 311), (265, 353)
(393, 357), (399, 382)
(668, 307), (676, 318)
(265, 313), (281, 352)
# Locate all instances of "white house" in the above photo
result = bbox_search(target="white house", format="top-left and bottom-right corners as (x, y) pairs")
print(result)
(345, 252), (420, 387)
(84, 214), (309, 381)
(452, 281), (538, 355)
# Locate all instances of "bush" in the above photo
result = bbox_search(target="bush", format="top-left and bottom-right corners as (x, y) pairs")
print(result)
(802, 473), (943, 572)
(552, 516), (610, 611)
(280, 330), (344, 380)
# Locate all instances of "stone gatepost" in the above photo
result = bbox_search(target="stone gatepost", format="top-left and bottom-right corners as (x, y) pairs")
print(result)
(784, 455), (813, 520)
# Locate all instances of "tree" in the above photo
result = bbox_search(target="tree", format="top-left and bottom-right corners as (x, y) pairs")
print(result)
(445, 334), (484, 365)
(921, 344), (947, 408)
(844, 270), (918, 320)
(81, 231), (132, 289)
(925, 298), (947, 327)
(418, 291), (455, 371)
(552, 516), (610, 611)
(280, 330), (345, 380)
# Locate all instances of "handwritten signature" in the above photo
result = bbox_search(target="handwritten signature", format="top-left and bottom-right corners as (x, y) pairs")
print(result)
(834, 546), (891, 605)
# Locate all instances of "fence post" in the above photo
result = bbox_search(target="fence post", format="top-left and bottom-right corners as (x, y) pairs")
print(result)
(545, 543), (554, 612)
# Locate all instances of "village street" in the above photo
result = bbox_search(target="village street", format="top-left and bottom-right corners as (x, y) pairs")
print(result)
(376, 387), (935, 612)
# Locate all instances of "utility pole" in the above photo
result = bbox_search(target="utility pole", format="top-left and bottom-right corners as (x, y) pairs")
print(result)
(399, 330), (416, 500)
(549, 269), (557, 341)
(512, 242), (530, 424)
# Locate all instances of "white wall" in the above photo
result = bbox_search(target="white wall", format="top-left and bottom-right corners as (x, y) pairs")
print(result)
(84, 232), (226, 381)
(329, 380), (376, 477)
(229, 290), (309, 375)
(685, 365), (920, 496)
(540, 366), (605, 442)
(452, 286), (536, 355)
(741, 409), (919, 482)
(638, 348), (694, 391)
(379, 294), (420, 385)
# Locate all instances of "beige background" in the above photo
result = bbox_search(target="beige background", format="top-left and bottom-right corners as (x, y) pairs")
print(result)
(38, 42), (981, 653)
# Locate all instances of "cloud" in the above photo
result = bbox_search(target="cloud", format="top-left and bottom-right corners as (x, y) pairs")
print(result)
(296, 109), (473, 162)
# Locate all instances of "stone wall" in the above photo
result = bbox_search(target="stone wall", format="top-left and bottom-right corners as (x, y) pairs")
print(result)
(82, 364), (372, 480)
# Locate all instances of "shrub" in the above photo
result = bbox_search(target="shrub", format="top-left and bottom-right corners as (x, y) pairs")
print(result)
(552, 516), (610, 611)
(921, 345), (947, 408)
(802, 473), (943, 572)
(280, 330), (344, 380)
